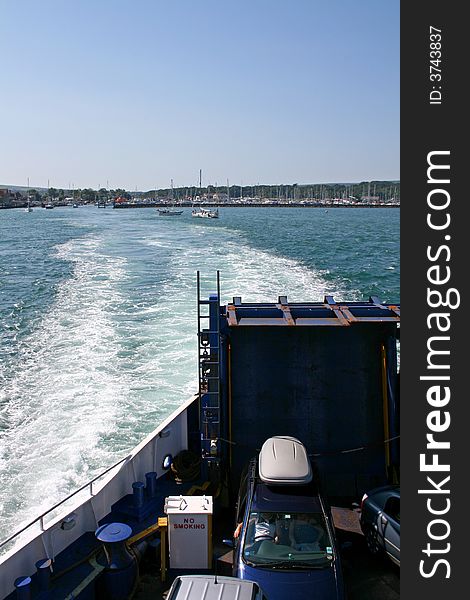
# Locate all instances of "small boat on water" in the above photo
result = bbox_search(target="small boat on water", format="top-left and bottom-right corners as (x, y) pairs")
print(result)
(44, 203), (54, 209)
(191, 169), (218, 218)
(158, 179), (184, 216)
(192, 207), (219, 219)
(157, 208), (183, 216)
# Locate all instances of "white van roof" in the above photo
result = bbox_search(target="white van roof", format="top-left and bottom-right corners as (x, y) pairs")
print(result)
(258, 436), (312, 485)
(168, 575), (263, 600)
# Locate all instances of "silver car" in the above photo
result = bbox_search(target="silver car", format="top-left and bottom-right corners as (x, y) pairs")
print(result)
(360, 485), (400, 567)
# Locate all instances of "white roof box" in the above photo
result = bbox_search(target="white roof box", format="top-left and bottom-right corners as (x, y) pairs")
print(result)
(258, 436), (312, 485)
(167, 575), (265, 600)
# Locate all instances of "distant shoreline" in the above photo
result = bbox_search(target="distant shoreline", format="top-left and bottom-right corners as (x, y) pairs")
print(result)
(114, 202), (400, 209)
(1, 201), (400, 210)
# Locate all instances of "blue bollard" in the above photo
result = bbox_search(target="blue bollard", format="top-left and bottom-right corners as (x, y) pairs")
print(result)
(95, 522), (138, 600)
(35, 558), (52, 592)
(145, 472), (157, 498)
(132, 481), (145, 508)
(14, 576), (31, 600)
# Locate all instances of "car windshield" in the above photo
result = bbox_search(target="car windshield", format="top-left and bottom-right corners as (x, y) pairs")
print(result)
(242, 511), (334, 568)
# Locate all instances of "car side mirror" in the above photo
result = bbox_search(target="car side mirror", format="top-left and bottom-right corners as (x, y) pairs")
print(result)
(223, 538), (235, 548)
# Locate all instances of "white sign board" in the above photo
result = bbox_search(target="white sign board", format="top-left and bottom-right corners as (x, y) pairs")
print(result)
(165, 495), (213, 569)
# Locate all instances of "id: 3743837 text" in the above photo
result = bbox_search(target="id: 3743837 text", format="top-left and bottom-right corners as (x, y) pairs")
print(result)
(429, 26), (442, 105)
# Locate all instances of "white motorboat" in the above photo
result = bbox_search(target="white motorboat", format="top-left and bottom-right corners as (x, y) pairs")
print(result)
(191, 207), (219, 219)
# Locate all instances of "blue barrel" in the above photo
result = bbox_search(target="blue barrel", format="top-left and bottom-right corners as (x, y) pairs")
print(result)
(95, 523), (138, 600)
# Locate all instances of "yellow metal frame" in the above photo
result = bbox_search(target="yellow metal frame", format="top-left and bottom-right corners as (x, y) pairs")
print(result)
(158, 517), (168, 583)
(380, 344), (391, 471)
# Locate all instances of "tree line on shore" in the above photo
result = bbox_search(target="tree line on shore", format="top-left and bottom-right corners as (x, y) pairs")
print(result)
(21, 180), (399, 203)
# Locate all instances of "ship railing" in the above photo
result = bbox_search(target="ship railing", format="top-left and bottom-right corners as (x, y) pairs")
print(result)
(0, 454), (130, 552)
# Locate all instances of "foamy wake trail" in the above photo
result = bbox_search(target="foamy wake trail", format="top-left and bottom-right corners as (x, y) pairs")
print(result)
(0, 236), (130, 534)
(0, 220), (357, 541)
(156, 224), (359, 304)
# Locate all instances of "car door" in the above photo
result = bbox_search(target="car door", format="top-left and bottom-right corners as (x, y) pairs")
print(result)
(234, 465), (250, 560)
(236, 466), (250, 525)
(379, 496), (400, 565)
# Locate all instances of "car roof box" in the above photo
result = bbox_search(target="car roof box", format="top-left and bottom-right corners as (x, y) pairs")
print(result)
(258, 436), (312, 485)
(169, 575), (263, 599)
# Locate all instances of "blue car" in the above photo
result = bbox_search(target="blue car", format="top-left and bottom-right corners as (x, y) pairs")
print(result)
(231, 436), (345, 600)
(360, 485), (400, 567)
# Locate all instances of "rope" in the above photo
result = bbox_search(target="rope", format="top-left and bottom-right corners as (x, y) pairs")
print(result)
(170, 449), (201, 483)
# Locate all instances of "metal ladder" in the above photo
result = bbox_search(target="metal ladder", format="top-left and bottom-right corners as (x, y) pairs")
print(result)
(196, 271), (222, 462)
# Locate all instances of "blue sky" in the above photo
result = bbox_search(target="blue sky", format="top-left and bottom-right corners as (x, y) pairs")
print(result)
(0, 0), (399, 190)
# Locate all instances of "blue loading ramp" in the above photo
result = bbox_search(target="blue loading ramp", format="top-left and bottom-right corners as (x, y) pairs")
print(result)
(221, 297), (400, 500)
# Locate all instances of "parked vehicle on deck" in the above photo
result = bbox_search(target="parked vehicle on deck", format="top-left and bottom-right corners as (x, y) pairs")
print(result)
(360, 485), (400, 566)
(229, 436), (345, 600)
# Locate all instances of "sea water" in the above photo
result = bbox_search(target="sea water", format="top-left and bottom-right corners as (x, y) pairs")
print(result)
(0, 206), (399, 541)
